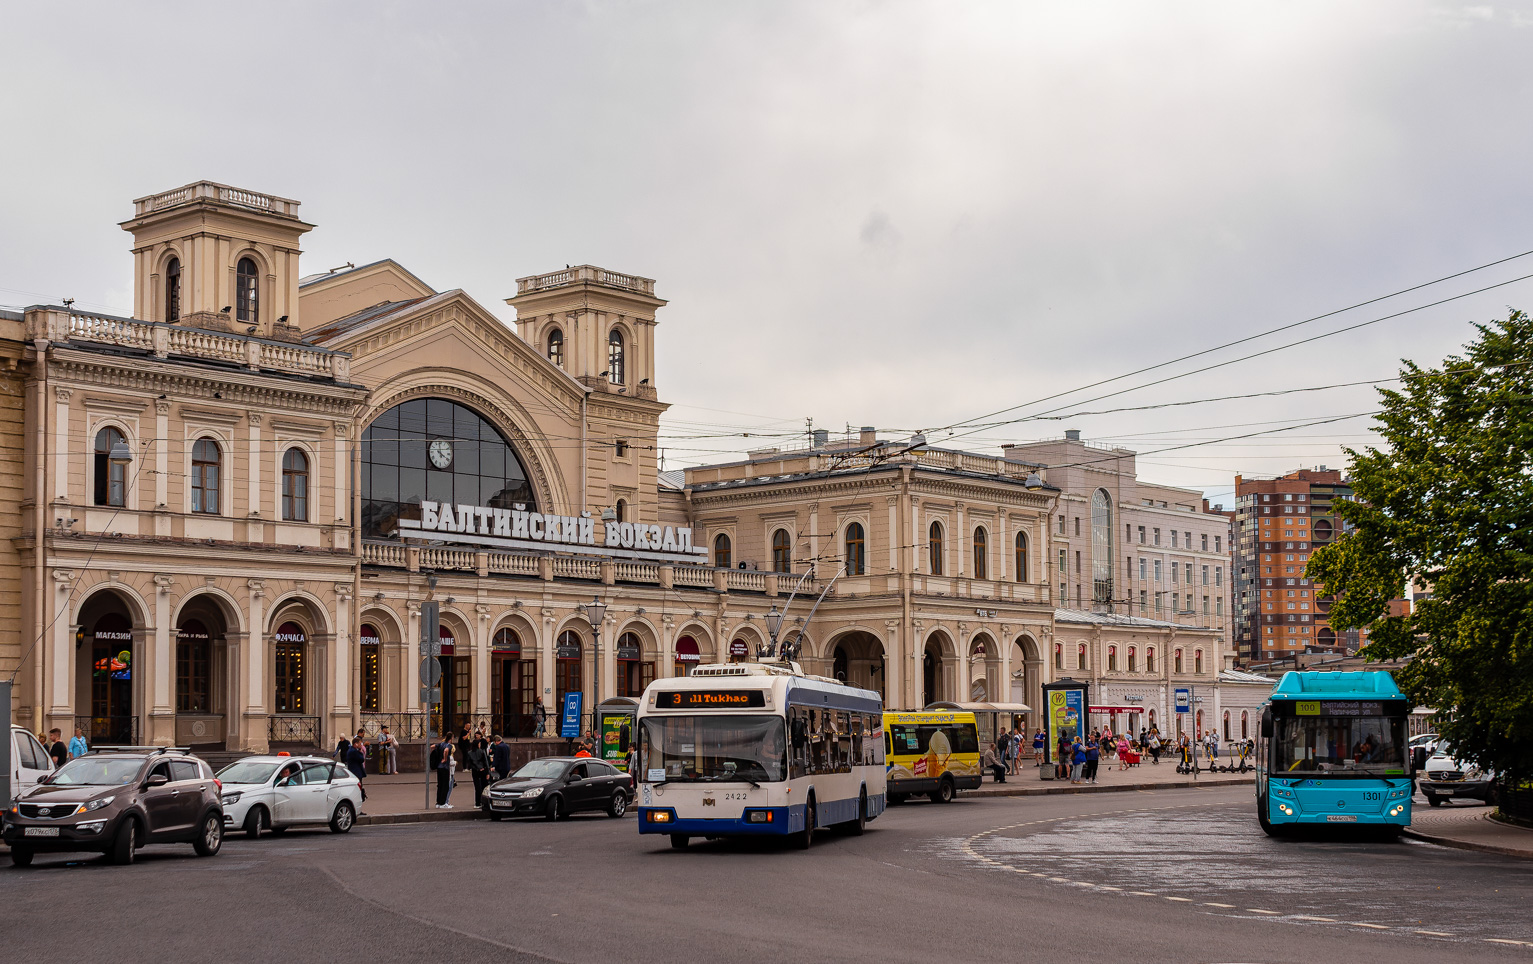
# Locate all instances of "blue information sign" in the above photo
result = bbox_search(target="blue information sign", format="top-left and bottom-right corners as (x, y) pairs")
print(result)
(1174, 688), (1191, 713)
(560, 692), (583, 738)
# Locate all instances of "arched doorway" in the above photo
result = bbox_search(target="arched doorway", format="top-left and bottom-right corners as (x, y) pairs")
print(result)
(617, 630), (654, 697)
(828, 631), (885, 697)
(556, 628), (583, 717)
(359, 623), (382, 713)
(968, 636), (990, 701)
(76, 590), (141, 745)
(174, 592), (235, 750)
(436, 622), (472, 739)
(490, 625), (537, 738)
(674, 635), (701, 677)
(923, 632), (952, 707)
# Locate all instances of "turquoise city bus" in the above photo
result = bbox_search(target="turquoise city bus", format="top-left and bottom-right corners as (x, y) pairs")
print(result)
(1256, 670), (1414, 836)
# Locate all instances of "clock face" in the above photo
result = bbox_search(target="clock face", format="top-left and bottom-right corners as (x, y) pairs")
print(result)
(428, 439), (454, 469)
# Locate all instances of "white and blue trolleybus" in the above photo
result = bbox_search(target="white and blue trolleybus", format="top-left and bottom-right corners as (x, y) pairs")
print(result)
(635, 660), (886, 849)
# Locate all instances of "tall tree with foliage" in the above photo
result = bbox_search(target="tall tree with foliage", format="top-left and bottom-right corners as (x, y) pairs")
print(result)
(1308, 309), (1533, 783)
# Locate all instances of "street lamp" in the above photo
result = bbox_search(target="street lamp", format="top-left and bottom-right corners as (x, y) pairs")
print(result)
(581, 596), (607, 734)
(763, 605), (783, 658)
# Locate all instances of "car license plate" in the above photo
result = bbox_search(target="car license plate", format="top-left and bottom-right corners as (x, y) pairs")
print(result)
(492, 800), (513, 809)
(1326, 815), (1357, 823)
(24, 827), (60, 836)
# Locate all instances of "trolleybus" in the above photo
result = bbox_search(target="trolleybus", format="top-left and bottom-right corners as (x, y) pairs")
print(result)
(635, 660), (886, 849)
(1256, 670), (1415, 836)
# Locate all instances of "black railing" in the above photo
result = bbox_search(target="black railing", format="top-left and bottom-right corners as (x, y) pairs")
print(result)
(359, 712), (430, 742)
(268, 715), (322, 746)
(1498, 781), (1533, 827)
(75, 715), (138, 747)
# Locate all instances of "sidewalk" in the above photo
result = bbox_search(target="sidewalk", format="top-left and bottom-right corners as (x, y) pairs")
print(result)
(355, 772), (485, 825)
(1405, 802), (1533, 859)
(969, 758), (1253, 798)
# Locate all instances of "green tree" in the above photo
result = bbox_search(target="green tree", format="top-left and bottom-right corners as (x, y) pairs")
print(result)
(1308, 309), (1533, 782)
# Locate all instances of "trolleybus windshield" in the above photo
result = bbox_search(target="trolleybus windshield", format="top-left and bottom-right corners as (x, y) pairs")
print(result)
(641, 715), (786, 783)
(1275, 714), (1407, 775)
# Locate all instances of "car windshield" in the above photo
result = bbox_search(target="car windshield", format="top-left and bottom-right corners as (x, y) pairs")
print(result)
(511, 760), (568, 780)
(640, 715), (786, 783)
(47, 758), (143, 786)
(217, 761), (282, 784)
(1275, 715), (1408, 775)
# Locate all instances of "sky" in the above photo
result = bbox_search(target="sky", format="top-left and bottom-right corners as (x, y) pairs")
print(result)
(4, 1), (1532, 506)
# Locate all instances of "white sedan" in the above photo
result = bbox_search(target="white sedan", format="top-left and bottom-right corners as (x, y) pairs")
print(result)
(216, 756), (363, 836)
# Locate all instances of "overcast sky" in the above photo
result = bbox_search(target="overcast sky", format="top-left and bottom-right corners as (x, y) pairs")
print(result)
(5, 1), (1531, 505)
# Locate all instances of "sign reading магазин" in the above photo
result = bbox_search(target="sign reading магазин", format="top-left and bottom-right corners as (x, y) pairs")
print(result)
(397, 500), (707, 565)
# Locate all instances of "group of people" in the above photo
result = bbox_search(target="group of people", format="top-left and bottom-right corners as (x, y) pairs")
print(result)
(35, 726), (90, 768)
(430, 723), (516, 810)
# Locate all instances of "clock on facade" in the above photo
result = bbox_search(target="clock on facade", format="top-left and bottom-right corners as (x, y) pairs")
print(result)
(428, 438), (454, 469)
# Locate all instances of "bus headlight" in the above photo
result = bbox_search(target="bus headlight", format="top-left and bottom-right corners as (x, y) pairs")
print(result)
(1279, 804), (1294, 815)
(647, 810), (674, 823)
(745, 809), (775, 824)
(1389, 804), (1404, 816)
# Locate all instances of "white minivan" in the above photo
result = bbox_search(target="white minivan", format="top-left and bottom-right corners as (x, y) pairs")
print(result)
(8, 725), (55, 798)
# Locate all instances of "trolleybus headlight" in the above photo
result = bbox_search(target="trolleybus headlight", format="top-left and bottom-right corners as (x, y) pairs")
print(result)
(745, 810), (774, 824)
(647, 810), (674, 823)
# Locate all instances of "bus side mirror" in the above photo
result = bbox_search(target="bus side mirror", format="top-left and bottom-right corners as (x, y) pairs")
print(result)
(618, 724), (631, 754)
(1260, 710), (1272, 739)
(1412, 746), (1427, 771)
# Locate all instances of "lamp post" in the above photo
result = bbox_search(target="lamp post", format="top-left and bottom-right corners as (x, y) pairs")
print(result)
(763, 605), (783, 659)
(582, 596), (607, 736)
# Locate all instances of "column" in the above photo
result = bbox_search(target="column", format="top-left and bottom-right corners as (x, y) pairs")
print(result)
(333, 422), (350, 545)
(54, 388), (71, 501)
(909, 495), (920, 575)
(996, 511), (1007, 584)
(540, 608), (557, 720)
(406, 603), (422, 714)
(955, 504), (966, 577)
(246, 580), (265, 715)
(999, 627), (1013, 704)
(247, 413), (262, 518)
(660, 616), (676, 679)
(332, 583), (352, 717)
(808, 503), (819, 569)
(601, 615), (616, 705)
(474, 604), (492, 718)
(954, 627), (971, 702)
(151, 574), (174, 746)
(883, 620), (901, 710)
(48, 570), (74, 723)
(887, 497), (898, 572)
(154, 400), (170, 521)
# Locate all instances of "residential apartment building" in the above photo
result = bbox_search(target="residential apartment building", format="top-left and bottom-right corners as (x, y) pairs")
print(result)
(1233, 468), (1360, 662)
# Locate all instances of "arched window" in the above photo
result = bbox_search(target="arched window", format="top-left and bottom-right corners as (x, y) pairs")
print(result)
(1146, 647), (1156, 672)
(1107, 645), (1118, 671)
(607, 328), (625, 384)
(771, 529), (792, 573)
(929, 522), (944, 575)
(615, 499), (627, 523)
(1174, 648), (1184, 674)
(236, 257), (259, 324)
(1241, 710), (1249, 740)
(546, 327), (564, 368)
(845, 522), (865, 576)
(165, 257), (181, 323)
(972, 527), (988, 579)
(1015, 531), (1029, 582)
(93, 426), (128, 507)
(555, 629), (583, 709)
(713, 533), (731, 569)
(282, 448), (309, 521)
(191, 437), (221, 514)
(1077, 643), (1087, 670)
(1054, 643), (1063, 670)
(1223, 710), (1232, 741)
(1127, 646), (1137, 672)
(1195, 649), (1204, 675)
(1091, 488), (1113, 606)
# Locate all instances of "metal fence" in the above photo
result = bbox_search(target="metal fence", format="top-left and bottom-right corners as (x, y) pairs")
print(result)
(358, 712), (431, 742)
(1498, 781), (1533, 826)
(74, 715), (138, 747)
(268, 715), (322, 746)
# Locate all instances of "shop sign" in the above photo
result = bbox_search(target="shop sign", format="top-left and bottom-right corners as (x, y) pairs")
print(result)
(274, 624), (306, 644)
(728, 639), (749, 658)
(560, 692), (583, 739)
(359, 627), (382, 647)
(399, 500), (707, 565)
(616, 641), (641, 660)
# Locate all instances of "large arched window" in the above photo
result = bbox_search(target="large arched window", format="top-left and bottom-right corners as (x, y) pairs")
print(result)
(360, 398), (537, 540)
(555, 629), (583, 710)
(1146, 647), (1156, 672)
(713, 533), (732, 569)
(1107, 645), (1117, 671)
(282, 448), (309, 521)
(1015, 531), (1029, 581)
(236, 257), (259, 324)
(771, 529), (792, 573)
(1054, 643), (1063, 670)
(972, 527), (988, 580)
(93, 426), (128, 507)
(929, 522), (944, 576)
(607, 329), (625, 384)
(165, 257), (181, 323)
(191, 437), (221, 514)
(1091, 488), (1113, 606)
(546, 327), (564, 368)
(845, 522), (865, 576)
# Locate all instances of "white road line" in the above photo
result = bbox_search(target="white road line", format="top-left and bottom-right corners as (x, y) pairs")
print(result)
(1415, 931), (1454, 938)
(1293, 916), (1336, 922)
(1486, 939), (1529, 946)
(1129, 891), (1158, 897)
(1352, 923), (1389, 930)
(1203, 903), (1236, 909)
(1165, 896), (1194, 902)
(1247, 909), (1280, 915)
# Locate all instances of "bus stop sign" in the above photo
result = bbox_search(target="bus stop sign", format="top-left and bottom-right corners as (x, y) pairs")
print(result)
(1175, 688), (1191, 713)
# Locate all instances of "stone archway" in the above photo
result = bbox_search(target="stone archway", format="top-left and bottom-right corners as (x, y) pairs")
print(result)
(827, 630), (885, 698)
(922, 631), (955, 707)
(173, 591), (241, 750)
(74, 588), (146, 746)
(1012, 634), (1044, 730)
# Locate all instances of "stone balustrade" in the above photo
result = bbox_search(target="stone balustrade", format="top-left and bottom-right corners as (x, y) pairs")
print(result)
(133, 180), (302, 219)
(515, 264), (656, 296)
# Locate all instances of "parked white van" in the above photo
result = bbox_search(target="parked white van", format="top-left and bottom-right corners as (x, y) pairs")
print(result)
(8, 725), (55, 799)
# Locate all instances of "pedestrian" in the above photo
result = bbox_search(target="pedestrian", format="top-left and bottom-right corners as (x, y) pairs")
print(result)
(335, 732), (351, 762)
(574, 741), (594, 758)
(377, 725), (399, 775)
(1204, 729), (1219, 763)
(45, 728), (67, 769)
(490, 734), (512, 781)
(1084, 734), (1100, 783)
(432, 735), (455, 808)
(1070, 737), (1087, 784)
(982, 741), (1006, 783)
(467, 735), (491, 807)
(1148, 732), (1161, 764)
(68, 726), (89, 761)
(533, 701), (547, 737)
(1032, 729), (1045, 766)
(1116, 733), (1132, 770)
(626, 741), (639, 777)
(345, 737), (368, 808)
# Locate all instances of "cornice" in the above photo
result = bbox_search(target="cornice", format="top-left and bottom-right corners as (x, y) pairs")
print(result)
(47, 352), (368, 416)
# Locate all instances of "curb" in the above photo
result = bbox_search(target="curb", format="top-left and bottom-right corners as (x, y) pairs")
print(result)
(967, 777), (1252, 798)
(357, 809), (484, 827)
(1403, 814), (1533, 860)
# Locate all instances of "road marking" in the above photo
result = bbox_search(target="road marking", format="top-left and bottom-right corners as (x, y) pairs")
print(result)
(1294, 916), (1336, 922)
(1203, 903), (1236, 909)
(1247, 909), (1280, 915)
(1164, 896), (1194, 902)
(1351, 923), (1389, 930)
(1486, 939), (1529, 946)
(1129, 891), (1158, 897)
(1415, 931), (1454, 937)
(1098, 886), (1123, 891)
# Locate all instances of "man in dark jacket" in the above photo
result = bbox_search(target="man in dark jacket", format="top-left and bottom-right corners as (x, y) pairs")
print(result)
(490, 734), (512, 780)
(345, 738), (368, 805)
(467, 739), (491, 807)
(431, 736), (455, 808)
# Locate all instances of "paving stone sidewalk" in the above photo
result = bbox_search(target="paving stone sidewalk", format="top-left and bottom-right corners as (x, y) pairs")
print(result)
(1405, 802), (1533, 859)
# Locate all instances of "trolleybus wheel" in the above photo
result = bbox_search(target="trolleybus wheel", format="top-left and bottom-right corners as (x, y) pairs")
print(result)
(796, 798), (816, 850)
(844, 790), (867, 836)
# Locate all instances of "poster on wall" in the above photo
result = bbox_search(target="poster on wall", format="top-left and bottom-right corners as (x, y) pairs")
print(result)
(601, 714), (633, 769)
(560, 692), (583, 739)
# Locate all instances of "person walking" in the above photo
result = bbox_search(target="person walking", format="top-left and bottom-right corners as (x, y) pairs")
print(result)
(1084, 734), (1101, 784)
(345, 737), (368, 809)
(1116, 733), (1132, 770)
(67, 726), (89, 761)
(467, 736), (491, 807)
(432, 735), (456, 808)
(534, 701), (548, 737)
(376, 725), (399, 775)
(1069, 737), (1087, 784)
(45, 728), (68, 769)
(1203, 729), (1219, 764)
(490, 734), (512, 781)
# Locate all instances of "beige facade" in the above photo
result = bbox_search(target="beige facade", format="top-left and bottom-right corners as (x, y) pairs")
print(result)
(1, 180), (1256, 754)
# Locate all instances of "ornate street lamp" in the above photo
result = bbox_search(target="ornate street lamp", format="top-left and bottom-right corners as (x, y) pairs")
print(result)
(763, 605), (783, 659)
(582, 597), (607, 731)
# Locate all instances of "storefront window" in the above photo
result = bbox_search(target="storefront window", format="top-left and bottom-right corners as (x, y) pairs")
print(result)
(175, 620), (210, 713)
(273, 621), (305, 714)
(360, 623), (381, 712)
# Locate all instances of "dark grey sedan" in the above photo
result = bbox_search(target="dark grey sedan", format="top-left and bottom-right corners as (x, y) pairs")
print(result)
(481, 757), (633, 821)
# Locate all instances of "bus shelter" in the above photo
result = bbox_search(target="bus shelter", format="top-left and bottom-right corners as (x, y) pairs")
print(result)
(924, 701), (1032, 750)
(1040, 678), (1090, 774)
(593, 697), (639, 771)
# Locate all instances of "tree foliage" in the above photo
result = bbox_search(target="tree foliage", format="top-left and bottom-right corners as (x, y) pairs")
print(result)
(1307, 310), (1533, 782)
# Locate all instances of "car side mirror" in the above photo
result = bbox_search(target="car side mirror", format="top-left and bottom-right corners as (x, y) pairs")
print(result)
(145, 773), (169, 788)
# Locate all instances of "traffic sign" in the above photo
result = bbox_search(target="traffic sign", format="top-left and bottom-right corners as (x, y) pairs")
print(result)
(421, 601), (440, 656)
(419, 656), (442, 687)
(1174, 688), (1191, 713)
(420, 686), (441, 705)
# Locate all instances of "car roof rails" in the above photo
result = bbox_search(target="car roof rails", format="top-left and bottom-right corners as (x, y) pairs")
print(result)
(90, 745), (192, 755)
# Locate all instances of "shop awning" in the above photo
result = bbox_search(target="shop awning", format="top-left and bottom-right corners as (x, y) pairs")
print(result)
(675, 636), (701, 663)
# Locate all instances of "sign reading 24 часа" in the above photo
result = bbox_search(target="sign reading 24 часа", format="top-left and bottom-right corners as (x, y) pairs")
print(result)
(397, 500), (707, 565)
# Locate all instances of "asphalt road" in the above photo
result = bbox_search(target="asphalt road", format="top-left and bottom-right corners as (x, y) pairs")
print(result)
(4, 786), (1531, 964)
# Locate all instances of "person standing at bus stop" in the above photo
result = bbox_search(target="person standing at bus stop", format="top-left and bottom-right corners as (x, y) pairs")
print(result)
(1084, 735), (1100, 784)
(1032, 729), (1045, 767)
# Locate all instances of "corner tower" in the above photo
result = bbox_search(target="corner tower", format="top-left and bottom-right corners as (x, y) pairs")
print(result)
(120, 181), (313, 338)
(506, 265), (666, 400)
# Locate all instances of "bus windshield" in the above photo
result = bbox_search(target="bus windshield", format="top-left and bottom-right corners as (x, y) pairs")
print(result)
(640, 715), (786, 783)
(1275, 715), (1407, 775)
